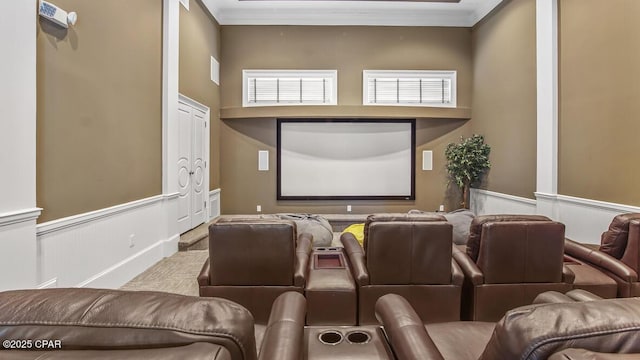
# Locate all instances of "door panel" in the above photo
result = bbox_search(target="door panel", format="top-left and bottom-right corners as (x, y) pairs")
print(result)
(177, 99), (208, 234)
(177, 105), (192, 234)
(191, 109), (206, 227)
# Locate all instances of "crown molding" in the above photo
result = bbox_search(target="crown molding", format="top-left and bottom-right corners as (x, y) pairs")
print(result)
(203, 0), (503, 27)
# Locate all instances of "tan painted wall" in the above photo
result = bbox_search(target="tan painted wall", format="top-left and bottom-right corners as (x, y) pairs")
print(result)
(219, 26), (473, 214)
(470, 0), (537, 199)
(558, 0), (640, 205)
(179, 0), (221, 190)
(36, 0), (162, 223)
(221, 26), (472, 109)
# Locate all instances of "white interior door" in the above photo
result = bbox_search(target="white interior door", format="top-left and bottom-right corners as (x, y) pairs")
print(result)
(177, 98), (208, 234)
(190, 109), (206, 226)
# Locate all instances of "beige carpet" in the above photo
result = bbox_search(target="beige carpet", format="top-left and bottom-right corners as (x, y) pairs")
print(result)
(120, 250), (208, 296)
(121, 230), (345, 296)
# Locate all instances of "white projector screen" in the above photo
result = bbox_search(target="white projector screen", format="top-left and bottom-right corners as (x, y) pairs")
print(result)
(277, 119), (415, 200)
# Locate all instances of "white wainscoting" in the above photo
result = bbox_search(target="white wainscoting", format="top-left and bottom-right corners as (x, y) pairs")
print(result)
(209, 188), (221, 220)
(470, 189), (537, 216)
(536, 192), (640, 245)
(36, 194), (180, 289)
(470, 189), (640, 246)
(0, 209), (41, 291)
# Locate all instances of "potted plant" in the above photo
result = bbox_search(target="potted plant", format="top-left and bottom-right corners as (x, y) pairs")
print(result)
(445, 134), (491, 209)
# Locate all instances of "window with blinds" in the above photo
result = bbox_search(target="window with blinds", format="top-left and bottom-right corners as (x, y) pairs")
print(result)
(363, 70), (456, 108)
(242, 70), (337, 107)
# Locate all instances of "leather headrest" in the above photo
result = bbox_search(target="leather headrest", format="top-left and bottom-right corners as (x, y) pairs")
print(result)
(466, 214), (551, 262)
(364, 213), (446, 250)
(600, 213), (640, 259)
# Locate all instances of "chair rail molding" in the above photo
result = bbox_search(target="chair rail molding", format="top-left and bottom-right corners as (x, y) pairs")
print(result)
(0, 208), (42, 227)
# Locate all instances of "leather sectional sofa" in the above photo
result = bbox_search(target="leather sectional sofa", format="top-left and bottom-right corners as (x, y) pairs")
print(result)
(376, 291), (640, 359)
(0, 288), (306, 360)
(565, 213), (640, 297)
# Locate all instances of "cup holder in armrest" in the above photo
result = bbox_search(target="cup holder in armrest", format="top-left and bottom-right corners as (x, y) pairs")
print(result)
(315, 253), (345, 268)
(318, 330), (344, 345)
(346, 330), (371, 344)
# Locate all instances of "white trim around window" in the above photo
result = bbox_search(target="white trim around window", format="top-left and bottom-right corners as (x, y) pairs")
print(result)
(362, 70), (457, 108)
(242, 70), (338, 107)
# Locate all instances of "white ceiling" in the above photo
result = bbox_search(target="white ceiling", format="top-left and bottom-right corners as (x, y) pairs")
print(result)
(202, 0), (504, 27)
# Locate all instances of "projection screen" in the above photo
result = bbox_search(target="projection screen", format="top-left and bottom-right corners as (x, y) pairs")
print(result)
(277, 119), (415, 200)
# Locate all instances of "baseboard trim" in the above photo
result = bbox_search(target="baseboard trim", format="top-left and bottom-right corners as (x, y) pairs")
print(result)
(163, 234), (180, 257)
(0, 208), (42, 227)
(76, 239), (169, 288)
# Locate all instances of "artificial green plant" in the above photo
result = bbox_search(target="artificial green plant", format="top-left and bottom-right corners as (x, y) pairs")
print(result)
(444, 134), (491, 209)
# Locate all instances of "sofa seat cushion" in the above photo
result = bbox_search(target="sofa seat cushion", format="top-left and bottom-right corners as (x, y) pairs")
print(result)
(425, 322), (495, 360)
(565, 263), (618, 298)
(1, 343), (232, 360)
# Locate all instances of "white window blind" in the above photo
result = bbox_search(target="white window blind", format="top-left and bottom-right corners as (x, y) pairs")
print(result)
(363, 70), (456, 108)
(243, 70), (337, 107)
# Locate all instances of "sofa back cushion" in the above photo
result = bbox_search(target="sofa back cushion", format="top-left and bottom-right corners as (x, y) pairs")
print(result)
(620, 220), (640, 274)
(477, 221), (565, 284)
(600, 213), (640, 260)
(365, 218), (452, 285)
(209, 218), (295, 286)
(467, 215), (552, 262)
(0, 288), (257, 360)
(479, 298), (640, 360)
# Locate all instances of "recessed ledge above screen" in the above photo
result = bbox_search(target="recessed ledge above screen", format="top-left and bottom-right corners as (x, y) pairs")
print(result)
(277, 118), (416, 200)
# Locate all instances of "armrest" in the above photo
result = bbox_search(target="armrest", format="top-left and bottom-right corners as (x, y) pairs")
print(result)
(198, 258), (210, 286)
(566, 289), (603, 302)
(562, 264), (576, 284)
(294, 233), (313, 287)
(340, 233), (370, 286)
(452, 248), (484, 285)
(375, 294), (445, 360)
(451, 259), (464, 286)
(258, 292), (306, 360)
(565, 239), (638, 282)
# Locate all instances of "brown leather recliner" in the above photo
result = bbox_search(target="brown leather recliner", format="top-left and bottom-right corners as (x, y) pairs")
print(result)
(453, 215), (574, 321)
(199, 216), (312, 324)
(0, 288), (307, 360)
(564, 213), (640, 297)
(341, 213), (463, 325)
(376, 292), (640, 360)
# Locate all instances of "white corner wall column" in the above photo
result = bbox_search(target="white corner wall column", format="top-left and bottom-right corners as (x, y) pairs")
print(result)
(162, 0), (182, 243)
(0, 1), (39, 291)
(535, 0), (559, 219)
(163, 0), (180, 196)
